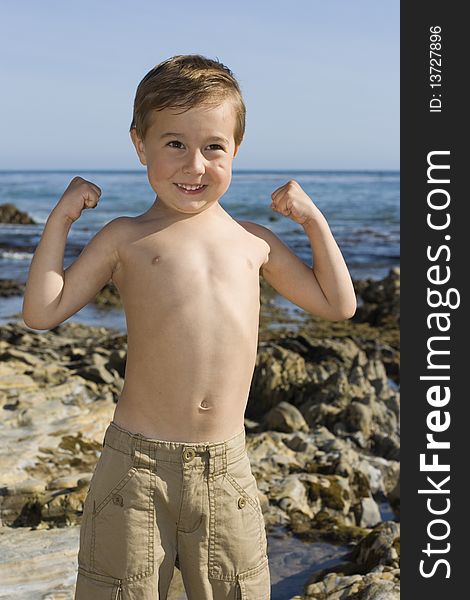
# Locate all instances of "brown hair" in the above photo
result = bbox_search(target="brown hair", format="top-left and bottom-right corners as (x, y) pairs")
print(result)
(130, 54), (246, 147)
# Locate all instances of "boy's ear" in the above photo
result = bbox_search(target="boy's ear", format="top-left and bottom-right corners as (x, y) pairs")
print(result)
(233, 142), (242, 158)
(130, 128), (147, 166)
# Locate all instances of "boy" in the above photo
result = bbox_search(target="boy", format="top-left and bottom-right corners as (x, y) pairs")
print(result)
(22, 55), (357, 599)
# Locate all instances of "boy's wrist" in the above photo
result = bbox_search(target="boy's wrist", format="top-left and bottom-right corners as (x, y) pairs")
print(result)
(48, 207), (74, 227)
(301, 208), (327, 229)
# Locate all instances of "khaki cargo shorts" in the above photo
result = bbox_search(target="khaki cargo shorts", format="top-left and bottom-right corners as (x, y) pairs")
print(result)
(74, 420), (271, 599)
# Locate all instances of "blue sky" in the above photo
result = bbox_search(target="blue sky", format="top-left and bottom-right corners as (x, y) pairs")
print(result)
(0, 1), (399, 170)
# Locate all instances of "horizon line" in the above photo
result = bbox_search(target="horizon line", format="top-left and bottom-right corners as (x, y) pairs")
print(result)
(0, 168), (400, 174)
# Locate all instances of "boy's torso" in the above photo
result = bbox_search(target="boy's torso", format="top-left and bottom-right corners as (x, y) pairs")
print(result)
(111, 206), (269, 442)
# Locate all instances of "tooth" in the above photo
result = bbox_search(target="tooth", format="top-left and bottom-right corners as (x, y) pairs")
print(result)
(179, 184), (203, 190)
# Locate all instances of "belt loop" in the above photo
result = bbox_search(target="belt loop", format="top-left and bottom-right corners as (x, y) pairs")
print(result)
(152, 438), (157, 466)
(131, 433), (139, 465)
(215, 442), (226, 477)
(136, 435), (143, 468)
(205, 444), (214, 476)
(222, 441), (227, 475)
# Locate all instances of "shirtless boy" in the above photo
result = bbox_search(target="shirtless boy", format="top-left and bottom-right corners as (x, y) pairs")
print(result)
(22, 55), (357, 600)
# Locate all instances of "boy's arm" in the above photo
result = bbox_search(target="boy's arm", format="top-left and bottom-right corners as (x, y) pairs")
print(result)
(22, 176), (124, 330)
(238, 181), (357, 322)
(22, 211), (124, 330)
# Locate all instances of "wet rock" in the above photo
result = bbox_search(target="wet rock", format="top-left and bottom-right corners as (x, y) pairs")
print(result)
(352, 267), (400, 329)
(299, 570), (400, 599)
(290, 509), (371, 545)
(0, 278), (26, 297)
(344, 521), (400, 573)
(0, 203), (36, 224)
(296, 522), (400, 599)
(251, 335), (399, 459)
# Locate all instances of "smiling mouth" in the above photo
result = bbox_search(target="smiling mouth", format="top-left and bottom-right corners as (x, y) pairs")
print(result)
(174, 183), (207, 194)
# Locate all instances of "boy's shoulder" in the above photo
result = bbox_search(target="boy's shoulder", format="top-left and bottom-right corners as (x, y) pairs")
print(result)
(96, 215), (137, 241)
(235, 219), (276, 246)
(236, 219), (270, 237)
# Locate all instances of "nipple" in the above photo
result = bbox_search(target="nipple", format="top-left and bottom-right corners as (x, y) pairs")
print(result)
(152, 255), (161, 265)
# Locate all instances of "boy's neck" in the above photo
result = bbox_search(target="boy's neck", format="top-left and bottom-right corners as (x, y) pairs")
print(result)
(146, 195), (225, 223)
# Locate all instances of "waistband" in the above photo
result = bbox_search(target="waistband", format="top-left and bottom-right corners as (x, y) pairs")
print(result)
(102, 420), (247, 476)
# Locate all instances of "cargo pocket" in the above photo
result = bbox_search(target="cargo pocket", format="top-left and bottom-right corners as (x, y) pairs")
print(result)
(77, 491), (94, 573)
(75, 567), (122, 599)
(208, 452), (268, 582)
(236, 557), (271, 600)
(81, 443), (155, 582)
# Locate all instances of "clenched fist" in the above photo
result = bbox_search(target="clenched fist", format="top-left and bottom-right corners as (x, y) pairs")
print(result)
(52, 176), (102, 223)
(270, 179), (321, 226)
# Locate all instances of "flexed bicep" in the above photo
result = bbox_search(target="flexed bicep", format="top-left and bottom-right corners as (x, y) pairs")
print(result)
(238, 220), (339, 321)
(52, 217), (126, 326)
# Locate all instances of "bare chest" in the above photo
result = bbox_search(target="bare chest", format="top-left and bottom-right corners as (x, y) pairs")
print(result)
(112, 224), (269, 308)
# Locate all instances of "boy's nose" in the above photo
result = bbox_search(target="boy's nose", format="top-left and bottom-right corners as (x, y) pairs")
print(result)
(182, 152), (205, 176)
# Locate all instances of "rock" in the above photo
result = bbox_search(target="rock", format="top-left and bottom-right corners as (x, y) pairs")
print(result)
(2, 478), (47, 496)
(358, 497), (382, 528)
(352, 267), (400, 329)
(263, 401), (309, 433)
(344, 402), (373, 439)
(345, 521), (400, 573)
(0, 347), (42, 366)
(303, 571), (400, 599)
(251, 331), (399, 459)
(0, 203), (36, 224)
(283, 432), (312, 453)
(0, 525), (187, 599)
(371, 432), (400, 461)
(94, 281), (122, 307)
(74, 363), (116, 384)
(302, 474), (352, 515)
(299, 522), (400, 599)
(0, 279), (26, 297)
(348, 365), (376, 402)
(290, 509), (371, 545)
(387, 478), (400, 518)
(107, 349), (127, 377)
(278, 476), (314, 518)
(47, 475), (85, 491)
(249, 343), (310, 419)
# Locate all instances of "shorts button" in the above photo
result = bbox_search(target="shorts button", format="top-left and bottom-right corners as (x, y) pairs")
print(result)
(183, 447), (196, 462)
(238, 496), (246, 509)
(112, 494), (123, 506)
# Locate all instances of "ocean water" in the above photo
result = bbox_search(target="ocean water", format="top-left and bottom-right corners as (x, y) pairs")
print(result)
(0, 169), (399, 329)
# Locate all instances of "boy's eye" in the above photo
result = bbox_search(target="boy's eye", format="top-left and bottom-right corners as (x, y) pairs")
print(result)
(166, 141), (225, 151)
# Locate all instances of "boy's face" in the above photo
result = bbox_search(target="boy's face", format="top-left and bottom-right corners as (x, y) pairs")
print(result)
(131, 98), (241, 216)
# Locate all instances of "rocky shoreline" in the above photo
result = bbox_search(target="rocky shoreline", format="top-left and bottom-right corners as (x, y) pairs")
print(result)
(0, 204), (400, 599)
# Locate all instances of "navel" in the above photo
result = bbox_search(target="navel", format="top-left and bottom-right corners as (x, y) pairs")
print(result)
(152, 255), (161, 265)
(199, 399), (211, 410)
